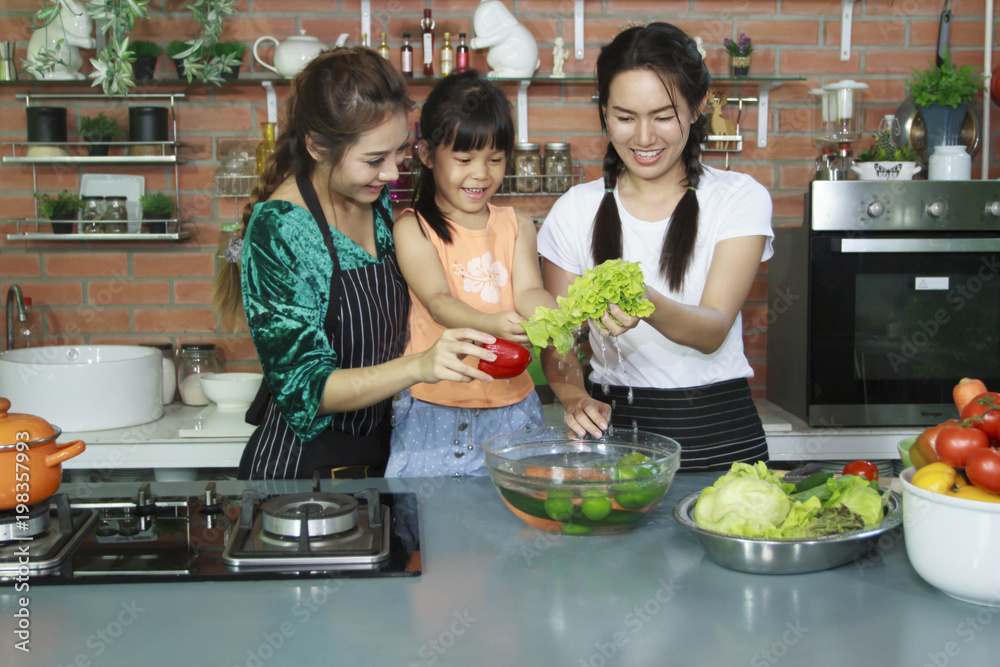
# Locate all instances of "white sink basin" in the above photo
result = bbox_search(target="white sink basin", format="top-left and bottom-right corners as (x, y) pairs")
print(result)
(0, 345), (163, 432)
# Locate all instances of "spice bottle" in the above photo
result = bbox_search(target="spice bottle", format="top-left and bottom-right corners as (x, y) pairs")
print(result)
(361, 33), (369, 48)
(440, 32), (454, 76)
(256, 122), (276, 175)
(543, 142), (572, 194)
(177, 343), (221, 406)
(104, 196), (129, 234)
(400, 33), (413, 77)
(81, 196), (105, 234)
(456, 33), (469, 72)
(513, 142), (542, 193)
(420, 9), (435, 77)
(377, 33), (390, 60)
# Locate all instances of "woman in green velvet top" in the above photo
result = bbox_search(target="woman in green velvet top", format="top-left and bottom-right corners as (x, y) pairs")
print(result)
(214, 48), (498, 480)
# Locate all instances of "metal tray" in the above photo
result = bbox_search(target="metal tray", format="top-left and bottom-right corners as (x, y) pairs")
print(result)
(673, 489), (903, 575)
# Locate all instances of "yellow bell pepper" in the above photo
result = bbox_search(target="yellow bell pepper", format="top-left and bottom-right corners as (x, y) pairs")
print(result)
(911, 462), (958, 495)
(951, 485), (1000, 504)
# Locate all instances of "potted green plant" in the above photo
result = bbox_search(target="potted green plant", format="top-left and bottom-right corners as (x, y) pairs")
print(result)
(723, 33), (753, 78)
(852, 130), (922, 181)
(210, 41), (246, 80)
(167, 40), (201, 79)
(129, 40), (161, 82)
(908, 49), (986, 151)
(79, 112), (124, 156)
(140, 191), (175, 234)
(35, 190), (81, 234)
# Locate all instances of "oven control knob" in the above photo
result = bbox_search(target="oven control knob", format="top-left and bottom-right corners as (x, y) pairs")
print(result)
(986, 202), (1000, 217)
(926, 201), (947, 218)
(866, 201), (885, 218)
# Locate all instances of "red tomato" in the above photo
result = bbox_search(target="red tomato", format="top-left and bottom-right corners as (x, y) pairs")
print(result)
(936, 426), (990, 468)
(960, 391), (1000, 439)
(966, 448), (1000, 495)
(842, 460), (879, 482)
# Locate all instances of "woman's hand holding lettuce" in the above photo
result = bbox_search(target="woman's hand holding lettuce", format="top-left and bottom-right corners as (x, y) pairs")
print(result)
(693, 462), (886, 539)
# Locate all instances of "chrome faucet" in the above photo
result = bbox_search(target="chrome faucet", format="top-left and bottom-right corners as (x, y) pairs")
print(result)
(5, 284), (26, 351)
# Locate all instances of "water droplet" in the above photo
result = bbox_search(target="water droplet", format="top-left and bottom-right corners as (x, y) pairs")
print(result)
(602, 383), (610, 395)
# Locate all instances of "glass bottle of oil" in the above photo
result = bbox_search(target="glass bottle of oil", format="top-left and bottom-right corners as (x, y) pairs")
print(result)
(377, 33), (390, 60)
(440, 32), (454, 76)
(255, 122), (276, 175)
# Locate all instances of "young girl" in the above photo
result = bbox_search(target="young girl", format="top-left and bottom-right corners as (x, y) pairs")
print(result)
(386, 71), (557, 477)
(538, 23), (775, 472)
(214, 49), (498, 481)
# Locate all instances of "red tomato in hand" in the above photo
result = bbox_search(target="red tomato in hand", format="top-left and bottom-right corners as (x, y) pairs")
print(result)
(966, 448), (1000, 495)
(960, 391), (1000, 439)
(936, 426), (990, 468)
(842, 460), (879, 482)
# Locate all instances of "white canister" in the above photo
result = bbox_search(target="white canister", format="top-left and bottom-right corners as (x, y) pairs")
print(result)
(140, 342), (177, 405)
(928, 145), (972, 181)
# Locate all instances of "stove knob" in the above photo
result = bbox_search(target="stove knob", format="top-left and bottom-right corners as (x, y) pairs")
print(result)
(986, 202), (1000, 217)
(866, 201), (885, 218)
(926, 201), (947, 218)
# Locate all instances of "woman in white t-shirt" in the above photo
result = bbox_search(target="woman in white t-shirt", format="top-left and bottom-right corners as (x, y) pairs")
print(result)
(537, 23), (774, 472)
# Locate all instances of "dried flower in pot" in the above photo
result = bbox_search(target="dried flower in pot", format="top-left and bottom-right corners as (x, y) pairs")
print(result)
(724, 33), (753, 78)
(35, 190), (81, 234)
(140, 192), (175, 234)
(79, 112), (123, 156)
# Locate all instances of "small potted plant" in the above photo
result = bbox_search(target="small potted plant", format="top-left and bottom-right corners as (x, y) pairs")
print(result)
(140, 192), (175, 234)
(167, 40), (202, 79)
(210, 41), (247, 81)
(724, 33), (753, 78)
(129, 40), (161, 82)
(35, 190), (81, 234)
(79, 112), (124, 156)
(851, 130), (922, 181)
(908, 49), (986, 151)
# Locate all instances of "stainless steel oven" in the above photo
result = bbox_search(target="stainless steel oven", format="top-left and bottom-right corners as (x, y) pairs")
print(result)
(767, 180), (1000, 427)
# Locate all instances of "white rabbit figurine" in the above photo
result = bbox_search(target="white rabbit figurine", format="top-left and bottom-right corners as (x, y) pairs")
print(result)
(471, 0), (540, 79)
(25, 0), (96, 80)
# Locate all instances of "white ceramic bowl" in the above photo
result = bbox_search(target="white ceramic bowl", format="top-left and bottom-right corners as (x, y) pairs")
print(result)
(850, 161), (921, 181)
(198, 372), (263, 410)
(900, 467), (1000, 606)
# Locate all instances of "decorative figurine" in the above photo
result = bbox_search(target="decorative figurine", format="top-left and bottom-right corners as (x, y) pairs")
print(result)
(551, 37), (569, 78)
(24, 0), (96, 80)
(471, 0), (540, 79)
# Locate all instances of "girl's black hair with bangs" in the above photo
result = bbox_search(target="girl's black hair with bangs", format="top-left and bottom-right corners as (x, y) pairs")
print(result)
(413, 70), (515, 243)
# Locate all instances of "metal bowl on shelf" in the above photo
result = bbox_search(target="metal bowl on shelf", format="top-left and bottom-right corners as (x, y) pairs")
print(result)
(672, 489), (903, 575)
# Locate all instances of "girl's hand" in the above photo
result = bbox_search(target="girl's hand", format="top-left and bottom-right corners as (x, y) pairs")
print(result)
(484, 311), (531, 345)
(562, 395), (612, 439)
(417, 328), (496, 384)
(591, 303), (640, 338)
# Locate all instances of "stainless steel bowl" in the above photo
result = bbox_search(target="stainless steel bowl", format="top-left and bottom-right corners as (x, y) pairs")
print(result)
(672, 489), (903, 574)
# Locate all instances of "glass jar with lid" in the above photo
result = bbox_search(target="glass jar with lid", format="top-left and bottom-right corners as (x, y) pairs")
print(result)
(513, 142), (542, 194)
(104, 196), (129, 234)
(81, 196), (105, 234)
(140, 342), (177, 405)
(543, 142), (572, 194)
(177, 343), (221, 406)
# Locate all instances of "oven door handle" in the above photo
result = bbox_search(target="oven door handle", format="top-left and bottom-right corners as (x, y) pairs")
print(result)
(839, 238), (1000, 253)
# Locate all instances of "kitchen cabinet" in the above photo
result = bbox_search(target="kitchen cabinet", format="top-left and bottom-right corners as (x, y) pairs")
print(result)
(8, 473), (996, 666)
(1, 92), (189, 242)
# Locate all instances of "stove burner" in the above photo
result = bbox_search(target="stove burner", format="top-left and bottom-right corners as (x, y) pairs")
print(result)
(261, 493), (359, 539)
(0, 500), (52, 541)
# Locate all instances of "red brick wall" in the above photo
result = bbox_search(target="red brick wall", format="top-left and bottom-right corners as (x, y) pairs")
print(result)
(2, 0), (998, 398)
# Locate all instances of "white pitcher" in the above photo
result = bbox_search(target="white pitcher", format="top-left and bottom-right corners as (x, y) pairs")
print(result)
(253, 31), (349, 79)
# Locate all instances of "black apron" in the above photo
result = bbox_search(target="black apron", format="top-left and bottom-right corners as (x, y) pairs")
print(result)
(237, 175), (409, 480)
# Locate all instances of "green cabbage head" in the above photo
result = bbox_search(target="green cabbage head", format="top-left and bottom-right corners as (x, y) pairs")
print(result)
(693, 477), (791, 537)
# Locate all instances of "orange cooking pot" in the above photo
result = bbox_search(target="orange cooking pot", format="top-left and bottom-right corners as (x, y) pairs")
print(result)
(0, 397), (85, 511)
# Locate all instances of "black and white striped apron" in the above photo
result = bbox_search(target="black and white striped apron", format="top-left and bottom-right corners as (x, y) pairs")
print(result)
(592, 378), (768, 473)
(238, 175), (409, 480)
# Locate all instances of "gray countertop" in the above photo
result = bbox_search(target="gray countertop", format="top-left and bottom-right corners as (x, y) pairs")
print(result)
(1, 474), (994, 667)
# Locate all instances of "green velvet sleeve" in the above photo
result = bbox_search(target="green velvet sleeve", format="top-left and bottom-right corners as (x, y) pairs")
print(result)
(241, 201), (336, 441)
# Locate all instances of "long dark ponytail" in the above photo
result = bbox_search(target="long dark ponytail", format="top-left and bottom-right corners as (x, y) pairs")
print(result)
(592, 22), (710, 290)
(413, 71), (515, 243)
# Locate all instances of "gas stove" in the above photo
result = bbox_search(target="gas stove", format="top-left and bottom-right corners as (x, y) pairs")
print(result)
(0, 481), (420, 585)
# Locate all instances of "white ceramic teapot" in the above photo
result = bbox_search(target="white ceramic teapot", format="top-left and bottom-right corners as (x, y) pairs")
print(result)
(253, 31), (348, 78)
